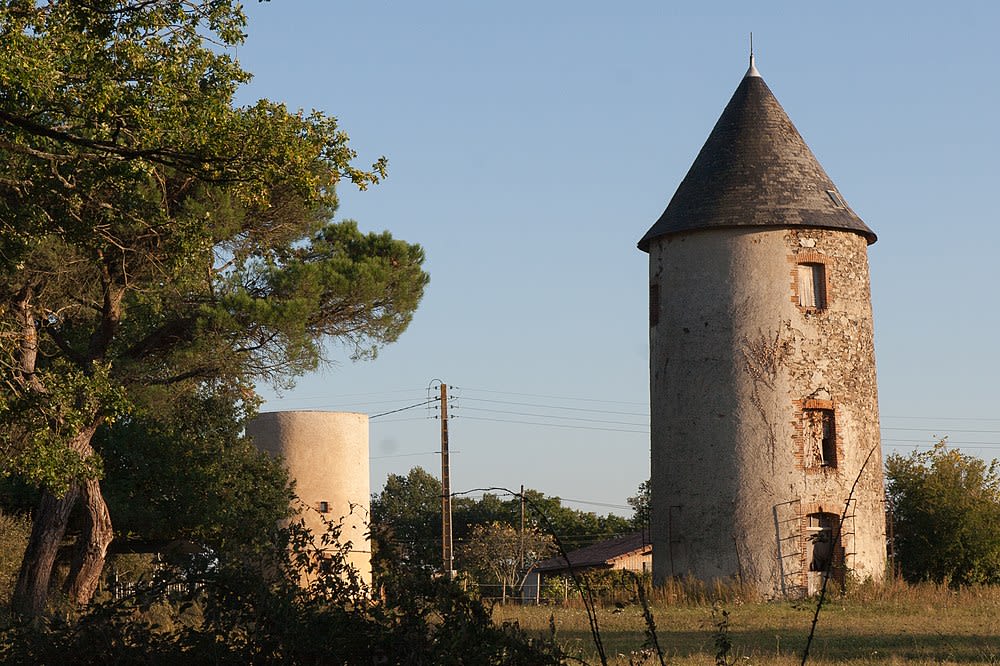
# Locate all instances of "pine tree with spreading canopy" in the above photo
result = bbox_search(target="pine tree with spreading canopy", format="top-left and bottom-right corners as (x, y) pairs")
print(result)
(0, 0), (428, 616)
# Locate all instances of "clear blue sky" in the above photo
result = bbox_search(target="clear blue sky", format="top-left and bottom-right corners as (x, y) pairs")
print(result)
(237, 1), (1000, 516)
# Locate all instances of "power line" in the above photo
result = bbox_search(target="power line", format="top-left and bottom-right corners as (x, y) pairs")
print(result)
(883, 415), (1000, 423)
(458, 415), (649, 434)
(458, 396), (648, 417)
(557, 498), (632, 510)
(370, 450), (459, 460)
(459, 405), (647, 428)
(369, 398), (437, 419)
(457, 386), (647, 407)
(883, 427), (1000, 434)
(883, 439), (1000, 449)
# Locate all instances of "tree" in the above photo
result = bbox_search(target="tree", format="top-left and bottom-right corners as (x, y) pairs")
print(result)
(461, 521), (554, 602)
(370, 467), (442, 571)
(886, 442), (1000, 586)
(371, 467), (634, 576)
(511, 490), (632, 550)
(627, 479), (651, 530)
(97, 389), (293, 555)
(0, 0), (428, 616)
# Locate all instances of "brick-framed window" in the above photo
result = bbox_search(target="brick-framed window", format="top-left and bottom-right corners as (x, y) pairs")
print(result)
(793, 398), (840, 471)
(789, 252), (830, 313)
(804, 408), (836, 467)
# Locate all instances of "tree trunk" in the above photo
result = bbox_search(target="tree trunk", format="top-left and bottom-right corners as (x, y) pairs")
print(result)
(10, 423), (101, 617)
(63, 478), (114, 605)
(11, 485), (81, 617)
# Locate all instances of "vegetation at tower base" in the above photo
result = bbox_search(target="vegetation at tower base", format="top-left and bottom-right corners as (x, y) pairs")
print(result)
(886, 442), (1000, 586)
(0, 0), (428, 617)
(0, 519), (567, 665)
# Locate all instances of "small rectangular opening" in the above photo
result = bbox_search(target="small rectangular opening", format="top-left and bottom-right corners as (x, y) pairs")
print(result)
(826, 190), (845, 208)
(797, 263), (827, 310)
(806, 512), (839, 571)
(804, 408), (837, 468)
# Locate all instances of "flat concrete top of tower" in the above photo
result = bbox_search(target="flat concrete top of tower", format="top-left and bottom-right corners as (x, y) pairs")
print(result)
(638, 63), (876, 252)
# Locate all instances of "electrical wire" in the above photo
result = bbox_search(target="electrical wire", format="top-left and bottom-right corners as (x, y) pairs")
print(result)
(457, 386), (647, 406)
(459, 405), (647, 427)
(458, 396), (648, 417)
(458, 415), (648, 434)
(369, 398), (437, 419)
(370, 451), (457, 460)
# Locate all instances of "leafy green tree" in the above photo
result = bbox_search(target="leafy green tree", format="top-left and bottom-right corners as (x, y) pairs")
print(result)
(628, 479), (651, 530)
(514, 490), (632, 550)
(97, 390), (292, 555)
(460, 521), (554, 602)
(0, 0), (427, 616)
(371, 467), (634, 576)
(886, 442), (1000, 586)
(370, 467), (442, 571)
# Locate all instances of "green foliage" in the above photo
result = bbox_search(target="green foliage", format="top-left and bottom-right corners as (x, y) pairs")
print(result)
(0, 517), (567, 664)
(370, 466), (443, 571)
(538, 570), (652, 605)
(516, 490), (633, 550)
(97, 390), (293, 554)
(460, 521), (554, 599)
(371, 467), (634, 576)
(0, 510), (30, 609)
(0, 0), (428, 492)
(886, 442), (1000, 586)
(0, 361), (126, 496)
(628, 480), (650, 530)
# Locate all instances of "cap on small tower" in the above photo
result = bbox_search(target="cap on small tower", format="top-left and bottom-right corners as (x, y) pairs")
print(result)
(638, 51), (876, 252)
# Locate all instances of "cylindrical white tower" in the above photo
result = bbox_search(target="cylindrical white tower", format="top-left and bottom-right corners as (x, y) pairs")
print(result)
(640, 59), (885, 598)
(246, 411), (371, 584)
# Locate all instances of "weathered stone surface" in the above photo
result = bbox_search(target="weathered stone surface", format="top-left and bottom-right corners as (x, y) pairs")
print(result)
(642, 65), (885, 598)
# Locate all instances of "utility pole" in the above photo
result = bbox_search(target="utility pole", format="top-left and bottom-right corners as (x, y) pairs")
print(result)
(440, 383), (454, 576)
(519, 484), (525, 572)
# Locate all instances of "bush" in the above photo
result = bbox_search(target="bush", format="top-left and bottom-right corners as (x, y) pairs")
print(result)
(1, 516), (568, 664)
(886, 442), (1000, 586)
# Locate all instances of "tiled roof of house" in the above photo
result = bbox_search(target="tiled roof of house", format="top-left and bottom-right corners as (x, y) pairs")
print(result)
(533, 532), (650, 573)
(638, 58), (876, 252)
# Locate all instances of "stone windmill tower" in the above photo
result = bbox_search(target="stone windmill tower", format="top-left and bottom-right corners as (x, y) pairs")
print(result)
(638, 55), (886, 597)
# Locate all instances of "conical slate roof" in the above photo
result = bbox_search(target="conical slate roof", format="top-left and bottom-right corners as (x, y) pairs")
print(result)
(638, 61), (876, 252)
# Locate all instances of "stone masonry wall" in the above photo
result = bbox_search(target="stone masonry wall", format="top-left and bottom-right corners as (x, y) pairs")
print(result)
(649, 227), (885, 597)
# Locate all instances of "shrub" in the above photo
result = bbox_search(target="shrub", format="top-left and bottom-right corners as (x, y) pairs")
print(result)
(1, 516), (567, 664)
(886, 442), (1000, 586)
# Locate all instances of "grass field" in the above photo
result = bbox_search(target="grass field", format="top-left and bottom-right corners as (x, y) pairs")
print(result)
(493, 581), (1000, 665)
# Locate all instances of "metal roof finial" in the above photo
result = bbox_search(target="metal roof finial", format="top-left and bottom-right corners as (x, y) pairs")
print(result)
(746, 32), (761, 78)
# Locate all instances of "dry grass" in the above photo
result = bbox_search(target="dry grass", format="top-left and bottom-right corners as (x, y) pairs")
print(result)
(494, 579), (1000, 665)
